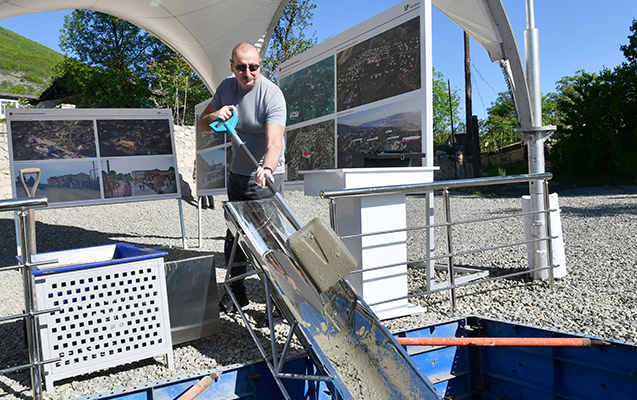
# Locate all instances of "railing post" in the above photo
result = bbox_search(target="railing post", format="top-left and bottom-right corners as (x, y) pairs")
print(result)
(442, 188), (456, 313)
(543, 179), (555, 289)
(17, 207), (44, 400)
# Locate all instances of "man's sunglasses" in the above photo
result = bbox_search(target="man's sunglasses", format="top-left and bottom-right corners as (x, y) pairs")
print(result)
(233, 62), (260, 72)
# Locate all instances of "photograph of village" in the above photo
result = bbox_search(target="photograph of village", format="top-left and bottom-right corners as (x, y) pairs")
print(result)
(196, 147), (227, 190)
(9, 119), (97, 161)
(101, 156), (178, 198)
(280, 55), (335, 127)
(97, 119), (174, 157)
(13, 160), (101, 203)
(337, 98), (422, 168)
(196, 126), (226, 151)
(285, 120), (335, 181)
(336, 16), (421, 111)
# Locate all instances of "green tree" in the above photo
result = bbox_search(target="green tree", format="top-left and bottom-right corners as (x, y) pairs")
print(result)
(148, 55), (209, 125)
(48, 9), (209, 117)
(432, 69), (461, 145)
(480, 91), (560, 153)
(60, 10), (168, 76)
(262, 0), (318, 81)
(549, 19), (637, 184)
(44, 56), (153, 108)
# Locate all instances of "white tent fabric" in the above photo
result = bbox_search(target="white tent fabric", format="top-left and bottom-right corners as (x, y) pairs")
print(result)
(0, 0), (532, 126)
(0, 0), (288, 93)
(433, 0), (533, 127)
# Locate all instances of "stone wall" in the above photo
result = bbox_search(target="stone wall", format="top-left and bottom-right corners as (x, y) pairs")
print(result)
(0, 123), (10, 200)
(434, 151), (475, 181)
(0, 122), (197, 201)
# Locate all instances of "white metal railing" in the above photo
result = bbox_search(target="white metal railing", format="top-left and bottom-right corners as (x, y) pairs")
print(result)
(321, 173), (557, 313)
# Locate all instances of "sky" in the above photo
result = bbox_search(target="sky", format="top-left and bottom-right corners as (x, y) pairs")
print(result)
(1, 1), (635, 121)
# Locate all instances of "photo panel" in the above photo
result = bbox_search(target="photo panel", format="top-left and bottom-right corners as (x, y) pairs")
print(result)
(336, 16), (421, 112)
(10, 119), (96, 160)
(196, 146), (227, 190)
(285, 120), (336, 181)
(101, 156), (177, 199)
(197, 127), (226, 151)
(280, 56), (335, 127)
(13, 159), (101, 204)
(7, 109), (181, 208)
(97, 119), (173, 157)
(337, 97), (422, 168)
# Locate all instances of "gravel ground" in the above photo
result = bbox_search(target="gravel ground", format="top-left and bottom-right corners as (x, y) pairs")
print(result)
(1, 185), (636, 399)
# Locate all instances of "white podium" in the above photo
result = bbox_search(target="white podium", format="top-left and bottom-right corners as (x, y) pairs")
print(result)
(301, 167), (437, 320)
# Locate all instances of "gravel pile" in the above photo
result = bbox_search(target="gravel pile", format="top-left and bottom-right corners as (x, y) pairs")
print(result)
(1, 185), (636, 399)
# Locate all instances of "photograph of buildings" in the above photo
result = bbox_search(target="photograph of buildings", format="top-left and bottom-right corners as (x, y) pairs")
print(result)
(101, 156), (177, 198)
(13, 160), (101, 203)
(10, 119), (96, 160)
(280, 56), (335, 126)
(197, 147), (227, 190)
(337, 97), (422, 168)
(285, 120), (335, 181)
(336, 16), (421, 111)
(98, 119), (174, 157)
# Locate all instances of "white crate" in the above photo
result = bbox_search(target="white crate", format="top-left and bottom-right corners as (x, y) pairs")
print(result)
(33, 256), (174, 390)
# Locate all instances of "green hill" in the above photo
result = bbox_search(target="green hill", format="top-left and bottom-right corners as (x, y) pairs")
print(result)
(0, 26), (64, 96)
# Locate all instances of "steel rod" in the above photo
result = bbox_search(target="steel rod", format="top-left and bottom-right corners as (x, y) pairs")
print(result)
(321, 173), (552, 199)
(396, 337), (608, 347)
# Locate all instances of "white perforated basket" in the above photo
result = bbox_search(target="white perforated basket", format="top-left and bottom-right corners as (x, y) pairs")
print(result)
(33, 251), (174, 390)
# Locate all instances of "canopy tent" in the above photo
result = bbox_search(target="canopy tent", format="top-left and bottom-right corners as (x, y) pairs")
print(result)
(0, 0), (288, 95)
(433, 0), (534, 128)
(0, 0), (532, 127)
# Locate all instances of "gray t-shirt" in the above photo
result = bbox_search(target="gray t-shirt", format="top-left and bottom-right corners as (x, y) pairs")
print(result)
(210, 76), (286, 176)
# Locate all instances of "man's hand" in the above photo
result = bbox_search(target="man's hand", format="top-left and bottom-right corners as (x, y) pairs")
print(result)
(214, 105), (236, 122)
(199, 105), (237, 131)
(255, 166), (274, 188)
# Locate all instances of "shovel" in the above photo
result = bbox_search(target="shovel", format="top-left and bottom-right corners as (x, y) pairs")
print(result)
(210, 110), (357, 293)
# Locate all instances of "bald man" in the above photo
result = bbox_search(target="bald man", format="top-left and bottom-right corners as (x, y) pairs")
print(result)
(199, 42), (286, 312)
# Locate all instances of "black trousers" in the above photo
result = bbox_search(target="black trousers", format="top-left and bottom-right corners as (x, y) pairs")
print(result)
(224, 171), (284, 300)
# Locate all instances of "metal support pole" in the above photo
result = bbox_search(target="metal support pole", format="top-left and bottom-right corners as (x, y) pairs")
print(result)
(442, 189), (456, 312)
(17, 208), (43, 400)
(524, 0), (548, 279)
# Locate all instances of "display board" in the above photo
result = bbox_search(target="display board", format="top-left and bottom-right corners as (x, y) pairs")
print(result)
(7, 108), (181, 208)
(194, 0), (431, 195)
(278, 0), (431, 184)
(194, 98), (230, 196)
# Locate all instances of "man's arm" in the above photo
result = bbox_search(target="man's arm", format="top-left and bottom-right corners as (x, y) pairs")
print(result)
(255, 123), (285, 188)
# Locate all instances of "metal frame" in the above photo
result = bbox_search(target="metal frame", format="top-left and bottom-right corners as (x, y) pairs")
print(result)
(221, 232), (337, 400)
(322, 173), (558, 313)
(0, 197), (58, 400)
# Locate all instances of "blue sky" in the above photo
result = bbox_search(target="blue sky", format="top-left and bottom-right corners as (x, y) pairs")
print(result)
(1, 1), (635, 121)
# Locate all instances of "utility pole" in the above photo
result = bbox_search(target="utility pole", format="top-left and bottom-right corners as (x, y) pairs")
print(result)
(464, 31), (481, 177)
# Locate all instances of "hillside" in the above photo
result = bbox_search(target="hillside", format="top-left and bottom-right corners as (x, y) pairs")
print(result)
(0, 26), (64, 96)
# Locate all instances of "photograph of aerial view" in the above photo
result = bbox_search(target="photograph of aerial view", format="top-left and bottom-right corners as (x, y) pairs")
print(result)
(9, 119), (96, 161)
(13, 160), (101, 203)
(285, 120), (335, 181)
(336, 16), (421, 111)
(337, 98), (422, 168)
(97, 119), (174, 157)
(280, 56), (335, 126)
(101, 156), (178, 198)
(197, 147), (227, 190)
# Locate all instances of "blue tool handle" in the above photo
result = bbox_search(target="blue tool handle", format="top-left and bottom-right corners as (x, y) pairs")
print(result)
(209, 109), (238, 135)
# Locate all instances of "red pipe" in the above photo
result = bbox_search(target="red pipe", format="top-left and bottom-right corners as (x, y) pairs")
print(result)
(396, 337), (608, 347)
